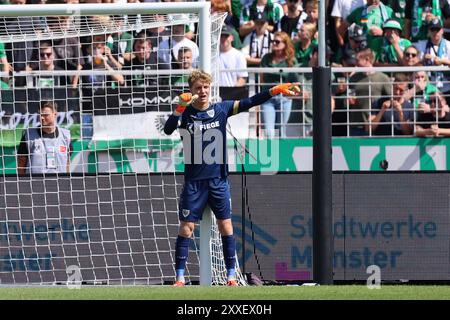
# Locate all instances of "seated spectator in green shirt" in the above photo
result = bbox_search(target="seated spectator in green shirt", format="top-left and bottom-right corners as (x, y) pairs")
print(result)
(403, 70), (440, 109)
(374, 19), (412, 66)
(294, 22), (318, 67)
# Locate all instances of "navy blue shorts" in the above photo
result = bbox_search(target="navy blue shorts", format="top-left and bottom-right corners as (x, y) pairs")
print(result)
(179, 177), (232, 222)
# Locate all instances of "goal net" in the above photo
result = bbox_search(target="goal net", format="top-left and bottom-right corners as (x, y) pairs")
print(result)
(0, 3), (246, 286)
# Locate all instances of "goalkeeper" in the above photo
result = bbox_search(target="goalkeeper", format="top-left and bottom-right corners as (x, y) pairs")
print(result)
(164, 70), (300, 286)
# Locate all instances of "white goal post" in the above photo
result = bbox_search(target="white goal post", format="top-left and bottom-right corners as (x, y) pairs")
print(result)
(0, 2), (245, 286)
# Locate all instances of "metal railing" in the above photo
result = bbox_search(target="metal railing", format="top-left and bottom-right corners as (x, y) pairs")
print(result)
(221, 66), (450, 138)
(2, 65), (450, 138)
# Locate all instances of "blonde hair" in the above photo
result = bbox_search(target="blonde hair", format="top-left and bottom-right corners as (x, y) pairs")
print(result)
(188, 70), (213, 88)
(414, 70), (429, 82)
(92, 15), (114, 29)
(301, 22), (317, 39)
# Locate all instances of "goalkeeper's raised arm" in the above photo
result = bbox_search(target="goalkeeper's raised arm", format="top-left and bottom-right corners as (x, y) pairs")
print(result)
(163, 75), (300, 135)
(226, 82), (301, 117)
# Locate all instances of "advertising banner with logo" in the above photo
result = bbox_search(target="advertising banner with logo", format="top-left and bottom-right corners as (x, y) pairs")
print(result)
(0, 88), (80, 130)
(1, 173), (449, 284)
(230, 174), (450, 281)
(88, 87), (250, 141)
(3, 138), (450, 174)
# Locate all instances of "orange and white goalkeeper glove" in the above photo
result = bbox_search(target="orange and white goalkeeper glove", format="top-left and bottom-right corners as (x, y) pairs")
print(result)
(269, 83), (301, 96)
(175, 93), (199, 114)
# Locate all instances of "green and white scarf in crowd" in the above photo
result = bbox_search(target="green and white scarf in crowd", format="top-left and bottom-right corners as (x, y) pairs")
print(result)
(412, 0), (442, 41)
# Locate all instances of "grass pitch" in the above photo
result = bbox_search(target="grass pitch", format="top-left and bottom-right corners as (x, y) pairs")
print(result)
(1, 285), (450, 300)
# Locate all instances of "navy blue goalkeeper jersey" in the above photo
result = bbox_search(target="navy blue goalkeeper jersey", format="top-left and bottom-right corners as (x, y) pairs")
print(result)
(164, 90), (272, 181)
(164, 100), (238, 181)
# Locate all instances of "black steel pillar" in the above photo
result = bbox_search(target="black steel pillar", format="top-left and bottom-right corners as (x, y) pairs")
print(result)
(312, 66), (334, 285)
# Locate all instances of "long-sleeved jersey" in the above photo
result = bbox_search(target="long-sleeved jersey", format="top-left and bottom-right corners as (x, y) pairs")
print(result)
(164, 90), (272, 181)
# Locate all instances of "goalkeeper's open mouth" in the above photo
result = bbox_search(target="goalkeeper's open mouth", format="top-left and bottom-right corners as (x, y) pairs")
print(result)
(197, 94), (209, 104)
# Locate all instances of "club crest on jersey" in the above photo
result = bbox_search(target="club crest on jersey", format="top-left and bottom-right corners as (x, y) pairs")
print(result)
(182, 209), (190, 217)
(207, 109), (215, 118)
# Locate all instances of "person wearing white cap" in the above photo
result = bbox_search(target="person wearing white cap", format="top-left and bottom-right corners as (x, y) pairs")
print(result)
(374, 19), (412, 66)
